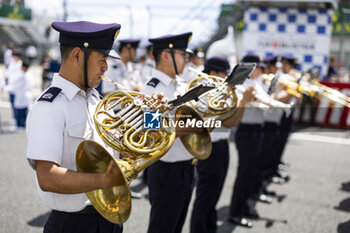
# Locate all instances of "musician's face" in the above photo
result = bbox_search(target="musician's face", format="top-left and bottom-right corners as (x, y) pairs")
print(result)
(128, 48), (137, 61)
(268, 65), (277, 74)
(87, 50), (108, 88)
(173, 49), (189, 74)
(281, 60), (292, 73)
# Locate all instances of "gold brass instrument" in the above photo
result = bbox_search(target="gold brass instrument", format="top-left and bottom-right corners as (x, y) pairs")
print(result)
(235, 83), (293, 113)
(263, 70), (317, 99)
(176, 68), (237, 160)
(186, 63), (256, 122)
(175, 105), (212, 160)
(264, 69), (350, 108)
(76, 75), (215, 224)
(176, 63), (257, 156)
(308, 79), (350, 108)
(187, 68), (238, 120)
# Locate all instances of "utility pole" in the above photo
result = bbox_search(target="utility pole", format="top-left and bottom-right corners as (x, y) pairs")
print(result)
(63, 0), (68, 22)
(147, 5), (152, 38)
(128, 5), (134, 38)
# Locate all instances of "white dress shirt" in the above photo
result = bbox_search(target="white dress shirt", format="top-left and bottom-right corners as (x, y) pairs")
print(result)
(141, 69), (193, 162)
(181, 65), (200, 83)
(238, 76), (265, 124)
(26, 74), (110, 212)
(5, 59), (22, 93)
(139, 57), (155, 84)
(102, 59), (142, 93)
(12, 70), (32, 108)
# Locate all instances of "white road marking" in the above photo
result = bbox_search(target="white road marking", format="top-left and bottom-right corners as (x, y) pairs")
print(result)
(290, 133), (350, 146)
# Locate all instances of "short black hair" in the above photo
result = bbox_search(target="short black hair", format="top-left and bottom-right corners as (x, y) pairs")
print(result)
(22, 59), (31, 68)
(60, 44), (92, 61)
(152, 48), (165, 64)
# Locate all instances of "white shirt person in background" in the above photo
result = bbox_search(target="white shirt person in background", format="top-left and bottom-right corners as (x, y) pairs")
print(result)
(12, 60), (32, 129)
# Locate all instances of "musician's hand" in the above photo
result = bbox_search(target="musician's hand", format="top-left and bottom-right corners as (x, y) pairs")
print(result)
(101, 160), (124, 188)
(151, 92), (168, 104)
(242, 86), (255, 104)
(132, 86), (141, 92)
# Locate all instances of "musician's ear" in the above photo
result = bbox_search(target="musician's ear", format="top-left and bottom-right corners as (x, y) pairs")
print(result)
(161, 50), (171, 63)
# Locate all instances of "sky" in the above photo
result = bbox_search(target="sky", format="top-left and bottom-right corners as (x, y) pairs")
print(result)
(25, 0), (235, 47)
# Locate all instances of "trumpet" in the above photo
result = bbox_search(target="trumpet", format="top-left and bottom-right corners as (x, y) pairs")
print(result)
(308, 79), (350, 108)
(265, 69), (350, 108)
(76, 75), (215, 224)
(235, 83), (293, 114)
(263, 69), (319, 99)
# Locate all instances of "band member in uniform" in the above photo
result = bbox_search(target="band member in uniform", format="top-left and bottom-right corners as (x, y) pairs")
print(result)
(188, 47), (205, 71)
(181, 47), (205, 83)
(141, 32), (199, 233)
(270, 54), (299, 183)
(139, 43), (156, 84)
(190, 56), (254, 233)
(25, 21), (165, 233)
(102, 39), (142, 95)
(228, 54), (267, 228)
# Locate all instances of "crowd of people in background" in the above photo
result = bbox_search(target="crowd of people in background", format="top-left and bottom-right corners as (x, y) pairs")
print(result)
(326, 56), (350, 83)
(1, 42), (33, 131)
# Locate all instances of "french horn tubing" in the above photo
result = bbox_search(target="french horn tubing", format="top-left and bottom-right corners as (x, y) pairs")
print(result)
(76, 75), (214, 224)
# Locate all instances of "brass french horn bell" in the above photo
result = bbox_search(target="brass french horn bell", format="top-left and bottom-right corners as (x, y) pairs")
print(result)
(175, 105), (212, 160)
(76, 140), (132, 224)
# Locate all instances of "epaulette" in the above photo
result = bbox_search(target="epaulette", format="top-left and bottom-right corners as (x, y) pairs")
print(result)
(146, 78), (160, 88)
(38, 87), (62, 102)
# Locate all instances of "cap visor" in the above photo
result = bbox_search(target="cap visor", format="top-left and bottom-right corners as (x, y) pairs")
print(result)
(96, 49), (120, 59)
(186, 48), (194, 54)
(258, 62), (266, 67)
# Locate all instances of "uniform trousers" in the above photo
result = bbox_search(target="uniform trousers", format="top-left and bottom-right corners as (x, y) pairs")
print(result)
(14, 107), (28, 127)
(44, 206), (123, 233)
(272, 111), (293, 174)
(9, 92), (16, 119)
(259, 122), (281, 182)
(190, 140), (229, 233)
(229, 124), (263, 217)
(147, 160), (195, 233)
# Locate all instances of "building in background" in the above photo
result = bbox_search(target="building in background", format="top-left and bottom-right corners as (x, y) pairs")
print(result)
(0, 1), (57, 64)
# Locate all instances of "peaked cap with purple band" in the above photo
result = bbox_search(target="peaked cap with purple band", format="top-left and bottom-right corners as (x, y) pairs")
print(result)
(263, 55), (278, 65)
(119, 39), (140, 49)
(281, 54), (297, 65)
(149, 32), (192, 51)
(51, 21), (121, 59)
(203, 56), (230, 74)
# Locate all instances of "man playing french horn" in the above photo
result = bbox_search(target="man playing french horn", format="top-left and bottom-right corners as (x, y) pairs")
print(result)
(189, 56), (255, 233)
(25, 21), (168, 233)
(141, 32), (201, 233)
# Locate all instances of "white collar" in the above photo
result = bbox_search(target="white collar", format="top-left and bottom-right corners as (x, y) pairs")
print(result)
(51, 73), (99, 101)
(151, 69), (175, 87)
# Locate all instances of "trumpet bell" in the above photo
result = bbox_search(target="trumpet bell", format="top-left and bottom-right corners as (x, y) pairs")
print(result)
(76, 140), (131, 224)
(176, 105), (212, 160)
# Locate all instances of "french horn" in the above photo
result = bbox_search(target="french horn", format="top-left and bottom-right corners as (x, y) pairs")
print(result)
(76, 75), (215, 224)
(185, 63), (257, 121)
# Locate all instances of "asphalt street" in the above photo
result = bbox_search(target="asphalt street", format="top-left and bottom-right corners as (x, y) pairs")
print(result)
(0, 100), (350, 233)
